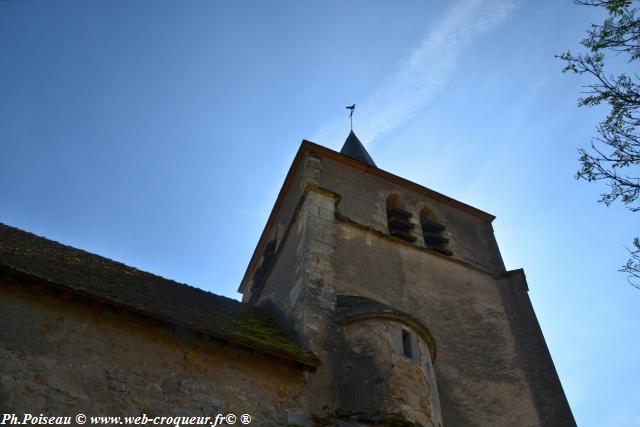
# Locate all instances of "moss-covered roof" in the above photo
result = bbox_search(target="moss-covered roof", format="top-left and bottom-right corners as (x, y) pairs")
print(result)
(0, 223), (320, 368)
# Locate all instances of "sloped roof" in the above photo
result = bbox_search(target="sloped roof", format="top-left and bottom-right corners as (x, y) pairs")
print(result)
(340, 130), (376, 167)
(0, 223), (320, 368)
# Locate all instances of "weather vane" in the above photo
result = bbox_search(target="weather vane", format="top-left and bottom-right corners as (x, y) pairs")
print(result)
(346, 104), (356, 131)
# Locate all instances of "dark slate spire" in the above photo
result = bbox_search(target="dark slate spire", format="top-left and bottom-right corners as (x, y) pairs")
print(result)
(340, 131), (376, 167)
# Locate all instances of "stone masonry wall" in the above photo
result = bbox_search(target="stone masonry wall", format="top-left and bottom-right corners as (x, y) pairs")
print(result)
(331, 221), (541, 427)
(317, 156), (505, 273)
(291, 187), (338, 415)
(252, 153), (337, 347)
(234, 145), (573, 425)
(334, 318), (443, 427)
(0, 277), (306, 426)
(498, 271), (576, 427)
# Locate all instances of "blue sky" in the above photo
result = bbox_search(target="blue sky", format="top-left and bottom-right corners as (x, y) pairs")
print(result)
(1, 0), (638, 425)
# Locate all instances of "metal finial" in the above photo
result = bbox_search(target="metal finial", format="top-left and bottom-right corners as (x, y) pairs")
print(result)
(346, 104), (356, 131)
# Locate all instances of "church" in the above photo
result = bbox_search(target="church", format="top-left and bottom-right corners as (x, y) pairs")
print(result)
(0, 132), (576, 426)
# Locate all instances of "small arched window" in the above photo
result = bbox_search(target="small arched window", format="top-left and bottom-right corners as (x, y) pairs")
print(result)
(420, 208), (452, 256)
(386, 195), (416, 243)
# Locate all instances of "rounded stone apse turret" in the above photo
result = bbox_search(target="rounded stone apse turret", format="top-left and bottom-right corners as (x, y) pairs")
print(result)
(327, 295), (443, 427)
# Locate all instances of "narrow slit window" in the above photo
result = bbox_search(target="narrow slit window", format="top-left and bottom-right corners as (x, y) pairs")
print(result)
(402, 329), (414, 359)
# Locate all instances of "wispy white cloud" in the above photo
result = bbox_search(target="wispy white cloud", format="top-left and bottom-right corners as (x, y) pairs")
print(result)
(313, 0), (517, 148)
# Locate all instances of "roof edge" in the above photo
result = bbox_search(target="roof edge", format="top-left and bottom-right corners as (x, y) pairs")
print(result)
(1, 266), (320, 368)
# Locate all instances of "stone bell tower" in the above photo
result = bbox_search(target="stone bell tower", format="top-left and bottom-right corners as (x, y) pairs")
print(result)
(238, 132), (576, 427)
